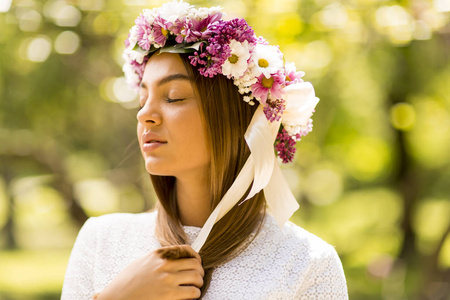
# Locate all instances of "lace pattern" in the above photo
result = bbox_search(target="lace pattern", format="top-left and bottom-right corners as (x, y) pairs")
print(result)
(61, 211), (348, 299)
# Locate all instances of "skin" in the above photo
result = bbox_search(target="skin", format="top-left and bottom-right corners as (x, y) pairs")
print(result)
(137, 52), (211, 227)
(99, 53), (210, 299)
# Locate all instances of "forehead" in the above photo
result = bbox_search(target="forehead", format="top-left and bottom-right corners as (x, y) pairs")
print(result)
(141, 53), (188, 85)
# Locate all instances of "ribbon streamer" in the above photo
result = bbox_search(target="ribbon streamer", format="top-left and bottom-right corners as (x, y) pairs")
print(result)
(191, 106), (299, 252)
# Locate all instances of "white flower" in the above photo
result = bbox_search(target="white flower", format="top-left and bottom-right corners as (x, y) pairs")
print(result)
(122, 62), (140, 90)
(194, 6), (223, 19)
(222, 40), (250, 78)
(158, 0), (193, 23)
(250, 44), (283, 78)
(127, 25), (139, 49)
(282, 82), (319, 133)
(142, 9), (156, 24)
(123, 48), (149, 64)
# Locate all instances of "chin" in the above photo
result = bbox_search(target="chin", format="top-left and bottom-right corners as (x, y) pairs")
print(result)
(144, 160), (173, 177)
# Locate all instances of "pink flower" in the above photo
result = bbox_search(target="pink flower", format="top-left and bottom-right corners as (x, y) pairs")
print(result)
(186, 12), (222, 42)
(284, 62), (305, 86)
(171, 18), (187, 43)
(135, 15), (153, 50)
(151, 16), (172, 46)
(251, 71), (285, 104)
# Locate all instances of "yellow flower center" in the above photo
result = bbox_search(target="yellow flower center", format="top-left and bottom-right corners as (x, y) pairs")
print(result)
(286, 75), (291, 81)
(261, 76), (274, 88)
(258, 58), (269, 68)
(228, 54), (239, 64)
(161, 28), (169, 36)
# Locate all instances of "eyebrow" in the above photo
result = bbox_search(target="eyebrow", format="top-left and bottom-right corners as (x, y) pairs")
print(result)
(140, 73), (191, 89)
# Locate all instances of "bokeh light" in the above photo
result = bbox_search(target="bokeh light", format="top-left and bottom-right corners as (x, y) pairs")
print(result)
(43, 1), (82, 27)
(18, 9), (42, 32)
(54, 31), (80, 54)
(390, 102), (416, 131)
(26, 35), (52, 62)
(0, 0), (12, 13)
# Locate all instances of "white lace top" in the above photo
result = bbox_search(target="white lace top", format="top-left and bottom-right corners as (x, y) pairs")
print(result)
(62, 211), (348, 299)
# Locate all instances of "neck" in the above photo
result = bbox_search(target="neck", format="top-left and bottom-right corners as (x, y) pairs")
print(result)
(175, 171), (211, 227)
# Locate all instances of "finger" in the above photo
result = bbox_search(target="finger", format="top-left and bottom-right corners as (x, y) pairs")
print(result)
(176, 285), (201, 300)
(157, 245), (202, 264)
(165, 258), (205, 277)
(175, 270), (204, 288)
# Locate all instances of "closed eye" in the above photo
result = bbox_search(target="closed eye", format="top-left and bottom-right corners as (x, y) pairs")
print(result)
(166, 98), (186, 103)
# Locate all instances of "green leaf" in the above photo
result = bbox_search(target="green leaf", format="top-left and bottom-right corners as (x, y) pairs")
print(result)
(159, 46), (196, 54)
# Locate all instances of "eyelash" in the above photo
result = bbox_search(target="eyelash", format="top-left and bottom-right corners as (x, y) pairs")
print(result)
(166, 97), (186, 103)
(138, 97), (186, 110)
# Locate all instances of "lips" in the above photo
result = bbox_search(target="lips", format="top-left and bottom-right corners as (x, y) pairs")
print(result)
(141, 132), (167, 152)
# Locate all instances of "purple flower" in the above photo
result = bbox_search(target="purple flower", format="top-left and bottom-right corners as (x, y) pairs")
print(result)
(263, 98), (285, 122)
(151, 16), (172, 46)
(275, 128), (300, 163)
(189, 18), (257, 78)
(251, 71), (285, 104)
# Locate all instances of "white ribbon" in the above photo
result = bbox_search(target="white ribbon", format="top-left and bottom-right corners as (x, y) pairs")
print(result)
(191, 106), (299, 252)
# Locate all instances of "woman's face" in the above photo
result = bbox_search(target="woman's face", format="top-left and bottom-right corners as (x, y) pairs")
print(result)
(137, 53), (210, 178)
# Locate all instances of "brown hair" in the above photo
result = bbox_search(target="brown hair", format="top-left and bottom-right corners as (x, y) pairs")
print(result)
(152, 54), (266, 296)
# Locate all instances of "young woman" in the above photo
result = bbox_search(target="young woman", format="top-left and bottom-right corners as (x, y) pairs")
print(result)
(62, 1), (348, 299)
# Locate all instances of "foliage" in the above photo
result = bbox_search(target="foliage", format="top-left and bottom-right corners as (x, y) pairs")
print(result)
(0, 0), (449, 299)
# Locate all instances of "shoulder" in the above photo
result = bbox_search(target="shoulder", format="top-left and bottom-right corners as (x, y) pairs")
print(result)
(77, 211), (158, 247)
(82, 210), (157, 232)
(258, 214), (339, 260)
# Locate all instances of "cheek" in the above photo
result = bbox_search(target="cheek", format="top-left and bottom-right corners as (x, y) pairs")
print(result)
(137, 123), (144, 144)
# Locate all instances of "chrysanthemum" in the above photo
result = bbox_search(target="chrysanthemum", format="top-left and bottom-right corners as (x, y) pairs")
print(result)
(123, 48), (148, 64)
(250, 44), (283, 78)
(284, 62), (305, 85)
(194, 6), (222, 19)
(251, 71), (285, 104)
(125, 25), (139, 49)
(135, 15), (153, 51)
(186, 12), (222, 42)
(151, 16), (172, 47)
(222, 40), (250, 78)
(157, 0), (192, 23)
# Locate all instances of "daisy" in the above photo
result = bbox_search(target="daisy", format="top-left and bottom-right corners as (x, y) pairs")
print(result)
(251, 71), (285, 104)
(222, 40), (250, 78)
(284, 62), (305, 85)
(250, 44), (283, 78)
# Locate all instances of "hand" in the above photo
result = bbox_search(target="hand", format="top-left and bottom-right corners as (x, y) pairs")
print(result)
(98, 245), (204, 300)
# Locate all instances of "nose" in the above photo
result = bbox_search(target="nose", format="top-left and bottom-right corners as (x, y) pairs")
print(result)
(137, 96), (162, 126)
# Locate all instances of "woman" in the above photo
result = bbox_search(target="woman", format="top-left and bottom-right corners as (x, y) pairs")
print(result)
(62, 1), (348, 299)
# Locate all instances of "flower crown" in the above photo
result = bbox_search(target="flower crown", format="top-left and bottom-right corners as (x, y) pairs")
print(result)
(123, 0), (319, 163)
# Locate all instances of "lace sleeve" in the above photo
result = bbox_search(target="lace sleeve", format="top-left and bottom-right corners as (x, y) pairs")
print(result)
(61, 217), (98, 300)
(296, 244), (348, 300)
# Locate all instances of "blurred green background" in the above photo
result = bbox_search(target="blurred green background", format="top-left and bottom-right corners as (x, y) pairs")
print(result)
(0, 0), (449, 299)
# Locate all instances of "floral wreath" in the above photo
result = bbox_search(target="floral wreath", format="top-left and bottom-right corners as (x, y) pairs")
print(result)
(122, 0), (319, 163)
